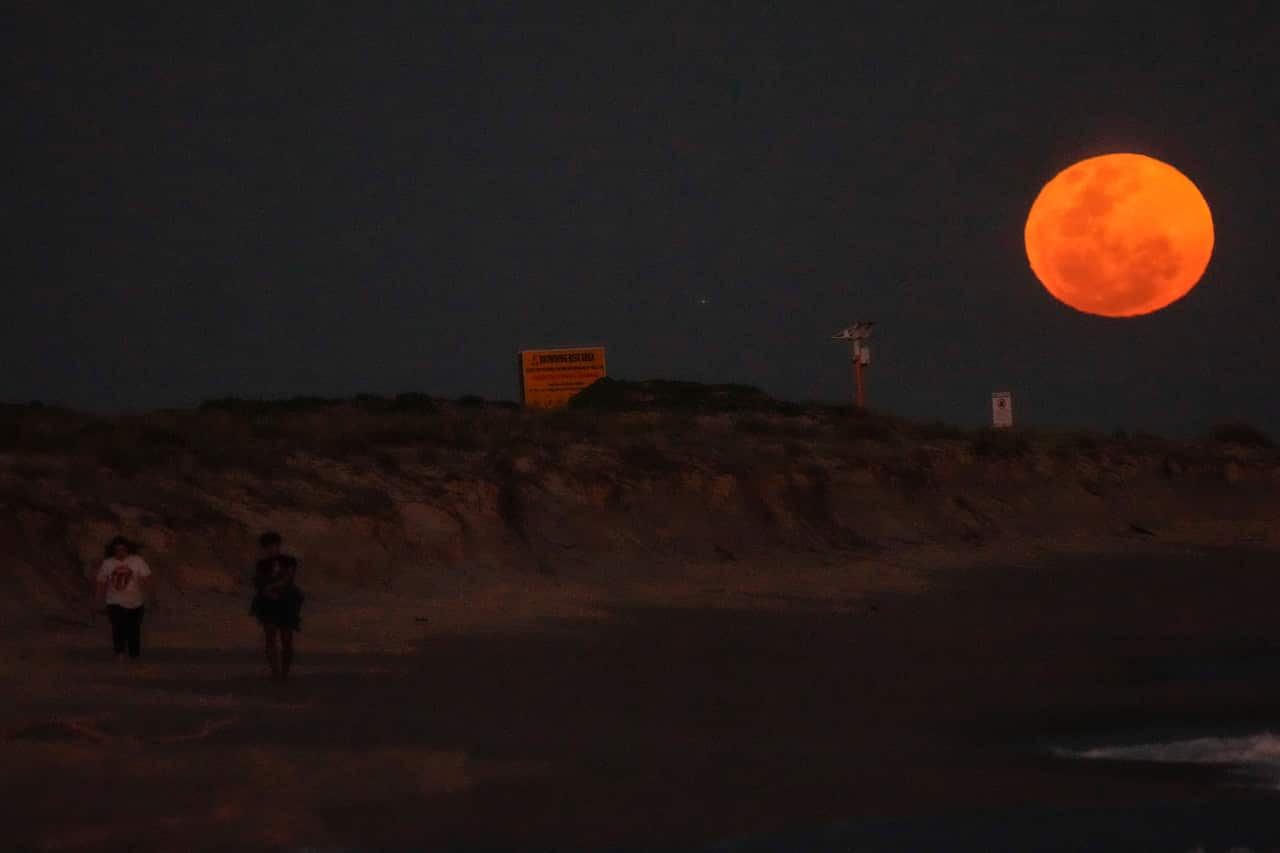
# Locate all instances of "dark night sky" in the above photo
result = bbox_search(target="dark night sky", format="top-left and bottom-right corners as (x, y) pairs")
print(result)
(9, 3), (1279, 433)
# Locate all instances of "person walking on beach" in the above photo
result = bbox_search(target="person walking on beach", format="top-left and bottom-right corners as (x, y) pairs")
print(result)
(94, 536), (152, 661)
(251, 531), (303, 681)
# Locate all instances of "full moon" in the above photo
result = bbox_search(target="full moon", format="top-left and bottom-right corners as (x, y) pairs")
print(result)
(1024, 153), (1214, 318)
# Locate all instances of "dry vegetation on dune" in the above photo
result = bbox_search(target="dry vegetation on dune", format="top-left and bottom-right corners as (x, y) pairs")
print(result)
(1, 380), (1277, 626)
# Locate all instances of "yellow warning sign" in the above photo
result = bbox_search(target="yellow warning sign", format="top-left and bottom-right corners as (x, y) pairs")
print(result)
(519, 347), (607, 408)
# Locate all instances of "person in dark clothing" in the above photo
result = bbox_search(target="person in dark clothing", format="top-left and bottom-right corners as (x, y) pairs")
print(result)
(95, 536), (152, 661)
(251, 531), (303, 681)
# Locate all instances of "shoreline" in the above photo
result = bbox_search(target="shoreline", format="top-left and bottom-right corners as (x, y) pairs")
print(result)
(7, 539), (1280, 850)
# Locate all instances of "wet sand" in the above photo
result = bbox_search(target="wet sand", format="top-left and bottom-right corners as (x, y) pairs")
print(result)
(5, 544), (1280, 850)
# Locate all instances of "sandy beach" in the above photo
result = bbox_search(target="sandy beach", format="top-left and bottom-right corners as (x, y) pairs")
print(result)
(6, 540), (1280, 851)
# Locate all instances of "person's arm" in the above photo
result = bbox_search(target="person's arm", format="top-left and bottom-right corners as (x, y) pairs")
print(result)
(266, 559), (296, 593)
(93, 563), (109, 609)
(136, 559), (154, 599)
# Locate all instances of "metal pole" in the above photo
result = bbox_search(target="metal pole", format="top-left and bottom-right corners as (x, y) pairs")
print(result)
(850, 343), (865, 407)
(855, 356), (865, 408)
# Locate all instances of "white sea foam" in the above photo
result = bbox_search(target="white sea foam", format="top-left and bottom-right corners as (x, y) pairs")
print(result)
(1058, 731), (1280, 788)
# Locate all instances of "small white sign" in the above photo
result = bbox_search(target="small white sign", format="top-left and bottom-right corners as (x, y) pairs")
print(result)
(991, 392), (1013, 428)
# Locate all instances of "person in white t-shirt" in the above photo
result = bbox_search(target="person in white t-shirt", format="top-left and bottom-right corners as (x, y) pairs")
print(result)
(94, 536), (152, 660)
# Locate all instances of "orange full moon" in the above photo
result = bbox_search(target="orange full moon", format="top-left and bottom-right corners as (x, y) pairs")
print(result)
(1024, 153), (1214, 317)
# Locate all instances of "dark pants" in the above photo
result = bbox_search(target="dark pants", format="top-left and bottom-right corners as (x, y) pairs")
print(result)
(107, 605), (144, 658)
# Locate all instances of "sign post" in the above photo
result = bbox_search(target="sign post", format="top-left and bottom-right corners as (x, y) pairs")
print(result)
(518, 346), (607, 408)
(991, 391), (1013, 428)
(832, 322), (876, 408)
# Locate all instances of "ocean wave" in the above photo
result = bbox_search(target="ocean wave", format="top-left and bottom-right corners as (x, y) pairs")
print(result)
(1058, 731), (1280, 788)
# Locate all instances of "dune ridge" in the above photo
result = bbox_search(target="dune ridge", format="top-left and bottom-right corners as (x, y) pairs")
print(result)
(2, 384), (1277, 627)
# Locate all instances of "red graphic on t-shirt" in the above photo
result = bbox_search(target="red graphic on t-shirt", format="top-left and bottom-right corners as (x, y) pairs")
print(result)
(110, 565), (134, 591)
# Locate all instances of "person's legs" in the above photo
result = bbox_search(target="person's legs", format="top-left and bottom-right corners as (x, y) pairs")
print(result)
(107, 605), (127, 658)
(279, 629), (293, 680)
(126, 606), (144, 659)
(263, 625), (280, 678)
